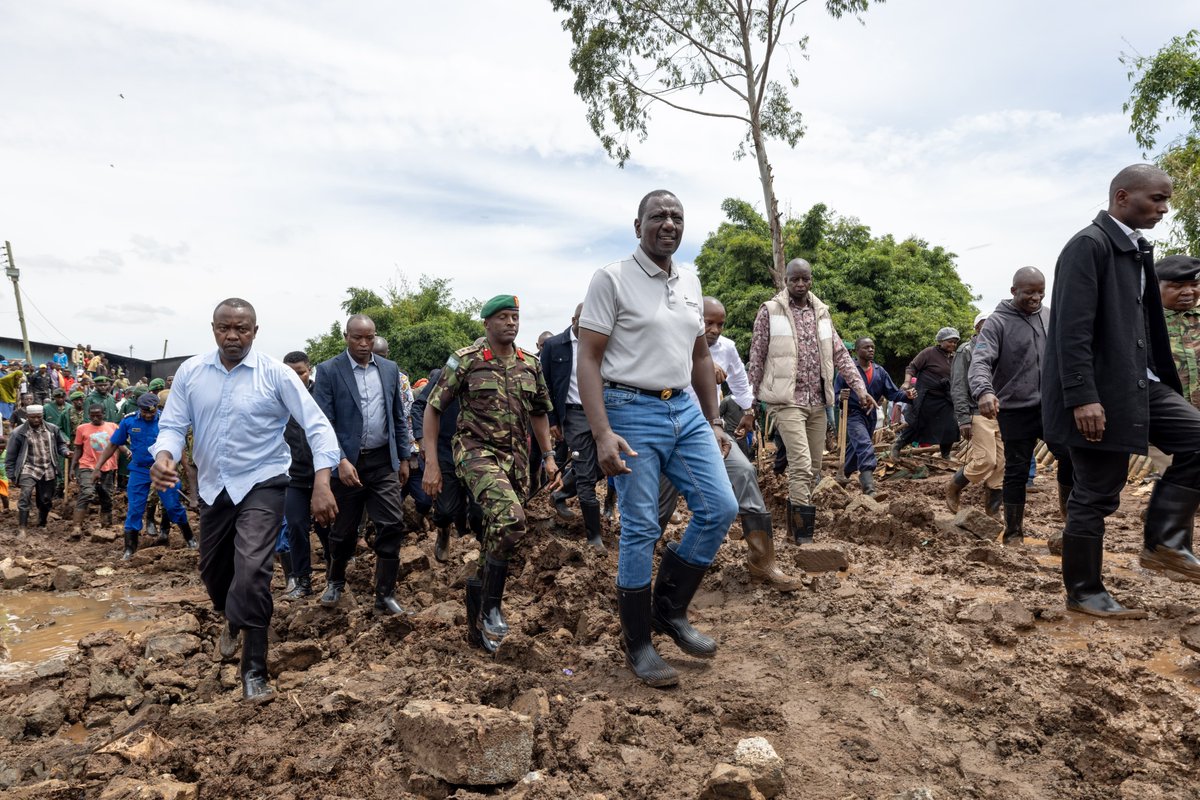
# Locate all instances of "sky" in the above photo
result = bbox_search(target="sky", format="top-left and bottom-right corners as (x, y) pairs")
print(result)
(0, 0), (1194, 365)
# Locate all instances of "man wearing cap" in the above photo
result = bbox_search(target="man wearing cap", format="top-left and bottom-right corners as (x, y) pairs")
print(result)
(5, 404), (70, 536)
(577, 191), (738, 688)
(313, 314), (414, 615)
(423, 294), (558, 654)
(947, 313), (1005, 515)
(971, 267), (1074, 545)
(835, 337), (910, 497)
(1159, 255), (1200, 409)
(892, 328), (961, 459)
(83, 375), (121, 423)
(96, 392), (196, 559)
(30, 365), (53, 404)
(747, 257), (874, 545)
(150, 298), (340, 703)
(70, 404), (120, 536)
(1043, 164), (1200, 617)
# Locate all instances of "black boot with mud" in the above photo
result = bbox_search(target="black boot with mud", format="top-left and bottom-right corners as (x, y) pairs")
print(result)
(581, 501), (606, 555)
(1140, 479), (1200, 584)
(1002, 503), (1025, 546)
(478, 556), (510, 654)
(240, 627), (276, 705)
(434, 526), (451, 563)
(617, 584), (678, 688)
(373, 556), (408, 615)
(320, 559), (348, 608)
(945, 468), (968, 513)
(121, 529), (138, 561)
(465, 576), (483, 648)
(651, 545), (717, 658)
(1063, 533), (1147, 619)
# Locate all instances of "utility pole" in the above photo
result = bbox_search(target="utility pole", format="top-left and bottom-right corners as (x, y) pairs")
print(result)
(3, 241), (33, 366)
(129, 345), (133, 358)
(162, 339), (168, 359)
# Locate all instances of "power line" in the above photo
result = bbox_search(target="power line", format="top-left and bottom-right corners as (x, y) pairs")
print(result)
(18, 286), (75, 344)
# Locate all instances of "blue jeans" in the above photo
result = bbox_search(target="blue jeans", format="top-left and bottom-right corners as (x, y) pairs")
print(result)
(605, 388), (737, 588)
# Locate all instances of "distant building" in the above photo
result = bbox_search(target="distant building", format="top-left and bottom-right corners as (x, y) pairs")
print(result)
(0, 336), (192, 381)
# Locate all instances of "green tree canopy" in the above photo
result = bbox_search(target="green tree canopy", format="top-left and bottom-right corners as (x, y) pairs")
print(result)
(696, 199), (979, 376)
(306, 277), (484, 379)
(1123, 30), (1200, 255)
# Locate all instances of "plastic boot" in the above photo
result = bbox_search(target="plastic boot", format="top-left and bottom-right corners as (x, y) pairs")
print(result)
(320, 559), (348, 607)
(18, 508), (28, 538)
(284, 575), (313, 600)
(742, 513), (803, 592)
(218, 620), (241, 660)
(1002, 503), (1025, 545)
(617, 584), (678, 688)
(859, 471), (876, 497)
(650, 545), (717, 658)
(985, 488), (1003, 518)
(240, 627), (276, 704)
(122, 529), (138, 561)
(792, 504), (816, 545)
(478, 556), (510, 654)
(1063, 533), (1147, 619)
(144, 512), (159, 541)
(581, 502), (606, 555)
(373, 557), (407, 615)
(101, 510), (113, 528)
(156, 516), (170, 546)
(1139, 480), (1200, 584)
(179, 520), (199, 550)
(1058, 482), (1070, 522)
(553, 491), (577, 521)
(37, 507), (49, 527)
(434, 526), (451, 563)
(278, 551), (296, 595)
(71, 507), (85, 538)
(465, 576), (484, 648)
(945, 468), (968, 513)
(602, 487), (617, 521)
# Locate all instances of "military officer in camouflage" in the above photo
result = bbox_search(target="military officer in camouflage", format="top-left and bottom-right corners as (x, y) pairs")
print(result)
(422, 294), (560, 653)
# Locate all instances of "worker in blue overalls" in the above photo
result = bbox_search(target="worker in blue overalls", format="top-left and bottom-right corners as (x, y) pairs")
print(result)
(95, 392), (197, 560)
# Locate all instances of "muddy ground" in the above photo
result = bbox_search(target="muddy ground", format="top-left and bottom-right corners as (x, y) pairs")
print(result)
(1, 452), (1199, 800)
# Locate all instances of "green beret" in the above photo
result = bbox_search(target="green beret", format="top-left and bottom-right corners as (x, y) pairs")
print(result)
(68, 391), (85, 400)
(131, 385), (148, 397)
(93, 375), (111, 383)
(148, 378), (166, 390)
(480, 294), (519, 319)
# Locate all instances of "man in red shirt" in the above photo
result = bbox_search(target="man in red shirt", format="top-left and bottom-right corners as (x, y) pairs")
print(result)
(69, 404), (120, 537)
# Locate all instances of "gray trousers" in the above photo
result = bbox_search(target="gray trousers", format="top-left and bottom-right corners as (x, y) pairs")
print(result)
(658, 440), (767, 524)
(563, 405), (602, 507)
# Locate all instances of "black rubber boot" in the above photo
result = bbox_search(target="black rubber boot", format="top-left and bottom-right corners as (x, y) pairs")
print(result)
(1058, 482), (1070, 522)
(320, 559), (348, 607)
(581, 502), (606, 555)
(122, 529), (138, 561)
(156, 515), (170, 546)
(18, 507), (29, 534)
(100, 510), (113, 528)
(434, 526), (451, 563)
(144, 512), (159, 540)
(553, 491), (577, 520)
(602, 486), (617, 521)
(478, 556), (510, 654)
(373, 557), (407, 615)
(465, 576), (483, 648)
(218, 619), (241, 660)
(240, 627), (276, 704)
(1140, 479), (1200, 584)
(1063, 533), (1147, 618)
(179, 520), (199, 550)
(788, 503), (815, 545)
(859, 471), (876, 497)
(945, 468), (968, 513)
(617, 584), (678, 688)
(985, 487), (1003, 518)
(1002, 503), (1025, 545)
(284, 574), (312, 600)
(278, 551), (295, 595)
(37, 507), (49, 527)
(650, 545), (717, 658)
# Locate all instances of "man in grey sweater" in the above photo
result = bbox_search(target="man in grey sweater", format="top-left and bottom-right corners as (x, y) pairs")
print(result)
(969, 267), (1074, 544)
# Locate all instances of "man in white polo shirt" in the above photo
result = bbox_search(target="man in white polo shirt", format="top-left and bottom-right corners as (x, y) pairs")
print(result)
(577, 190), (739, 688)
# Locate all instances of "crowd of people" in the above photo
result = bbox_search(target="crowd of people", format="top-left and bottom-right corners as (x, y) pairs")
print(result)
(5, 163), (1199, 705)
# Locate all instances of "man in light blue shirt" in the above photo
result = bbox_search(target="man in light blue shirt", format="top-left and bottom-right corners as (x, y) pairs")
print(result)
(151, 298), (341, 704)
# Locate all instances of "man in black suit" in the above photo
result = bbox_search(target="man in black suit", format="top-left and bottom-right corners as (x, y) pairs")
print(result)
(313, 314), (414, 615)
(541, 303), (605, 553)
(1044, 164), (1200, 619)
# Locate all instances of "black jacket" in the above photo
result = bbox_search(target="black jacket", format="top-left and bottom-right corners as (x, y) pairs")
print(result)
(5, 421), (69, 483)
(969, 300), (1051, 411)
(1042, 212), (1180, 452)
(285, 379), (317, 487)
(540, 326), (574, 429)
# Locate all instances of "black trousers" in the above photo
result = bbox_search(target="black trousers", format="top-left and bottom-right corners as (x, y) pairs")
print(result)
(562, 405), (601, 507)
(284, 483), (330, 579)
(198, 474), (288, 631)
(1066, 382), (1200, 541)
(329, 447), (406, 562)
(431, 457), (483, 535)
(18, 474), (54, 520)
(997, 406), (1075, 505)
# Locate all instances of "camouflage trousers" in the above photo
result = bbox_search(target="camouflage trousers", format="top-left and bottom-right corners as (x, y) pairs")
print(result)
(457, 449), (530, 567)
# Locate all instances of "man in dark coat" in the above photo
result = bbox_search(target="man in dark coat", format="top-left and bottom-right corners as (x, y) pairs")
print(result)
(1043, 164), (1200, 618)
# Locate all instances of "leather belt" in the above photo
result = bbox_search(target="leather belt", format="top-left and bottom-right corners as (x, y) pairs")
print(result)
(565, 403), (585, 411)
(603, 381), (687, 401)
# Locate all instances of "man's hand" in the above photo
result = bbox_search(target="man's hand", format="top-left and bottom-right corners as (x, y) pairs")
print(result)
(1073, 402), (1106, 443)
(904, 384), (917, 400)
(337, 458), (361, 488)
(714, 365), (728, 386)
(839, 388), (850, 402)
(596, 430), (636, 476)
(543, 456), (563, 493)
(734, 411), (755, 439)
(422, 460), (443, 498)
(310, 482), (338, 526)
(978, 392), (1000, 419)
(857, 392), (877, 412)
(550, 424), (563, 443)
(714, 424), (732, 458)
(959, 423), (973, 441)
(150, 453), (179, 492)
(399, 458), (410, 485)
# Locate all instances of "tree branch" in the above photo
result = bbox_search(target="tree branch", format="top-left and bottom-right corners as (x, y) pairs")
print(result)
(631, 0), (745, 70)
(632, 80), (752, 124)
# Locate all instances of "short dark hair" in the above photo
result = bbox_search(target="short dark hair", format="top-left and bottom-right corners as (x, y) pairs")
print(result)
(638, 189), (678, 219)
(282, 351), (309, 365)
(214, 297), (256, 321)
(1109, 164), (1170, 203)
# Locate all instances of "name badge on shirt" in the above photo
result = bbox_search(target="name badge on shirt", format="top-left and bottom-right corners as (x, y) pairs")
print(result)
(817, 318), (833, 341)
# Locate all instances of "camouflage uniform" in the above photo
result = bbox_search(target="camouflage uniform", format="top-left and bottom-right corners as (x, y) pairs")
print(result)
(428, 343), (552, 565)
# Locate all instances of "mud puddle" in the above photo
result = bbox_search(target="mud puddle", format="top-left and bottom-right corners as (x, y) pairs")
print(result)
(0, 590), (152, 669)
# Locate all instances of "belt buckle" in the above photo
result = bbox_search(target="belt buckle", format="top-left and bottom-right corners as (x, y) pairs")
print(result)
(660, 388), (672, 400)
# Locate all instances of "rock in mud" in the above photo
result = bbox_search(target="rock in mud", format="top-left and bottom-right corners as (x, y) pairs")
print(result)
(792, 547), (849, 573)
(17, 690), (65, 736)
(97, 728), (176, 762)
(510, 688), (550, 721)
(395, 700), (534, 785)
(812, 477), (851, 510)
(89, 528), (119, 544)
(953, 508), (1003, 540)
(846, 494), (884, 515)
(732, 737), (784, 798)
(399, 545), (430, 577)
(1180, 624), (1200, 654)
(2, 564), (29, 589)
(98, 774), (197, 800)
(51, 564), (84, 591)
(994, 600), (1035, 630)
(143, 634), (201, 660)
(1046, 530), (1063, 555)
(267, 640), (323, 675)
(700, 763), (766, 800)
(955, 602), (995, 624)
(88, 667), (142, 701)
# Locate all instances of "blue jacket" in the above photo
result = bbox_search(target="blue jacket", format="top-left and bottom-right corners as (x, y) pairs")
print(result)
(540, 326), (574, 429)
(834, 361), (907, 423)
(313, 351), (412, 472)
(110, 411), (161, 470)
